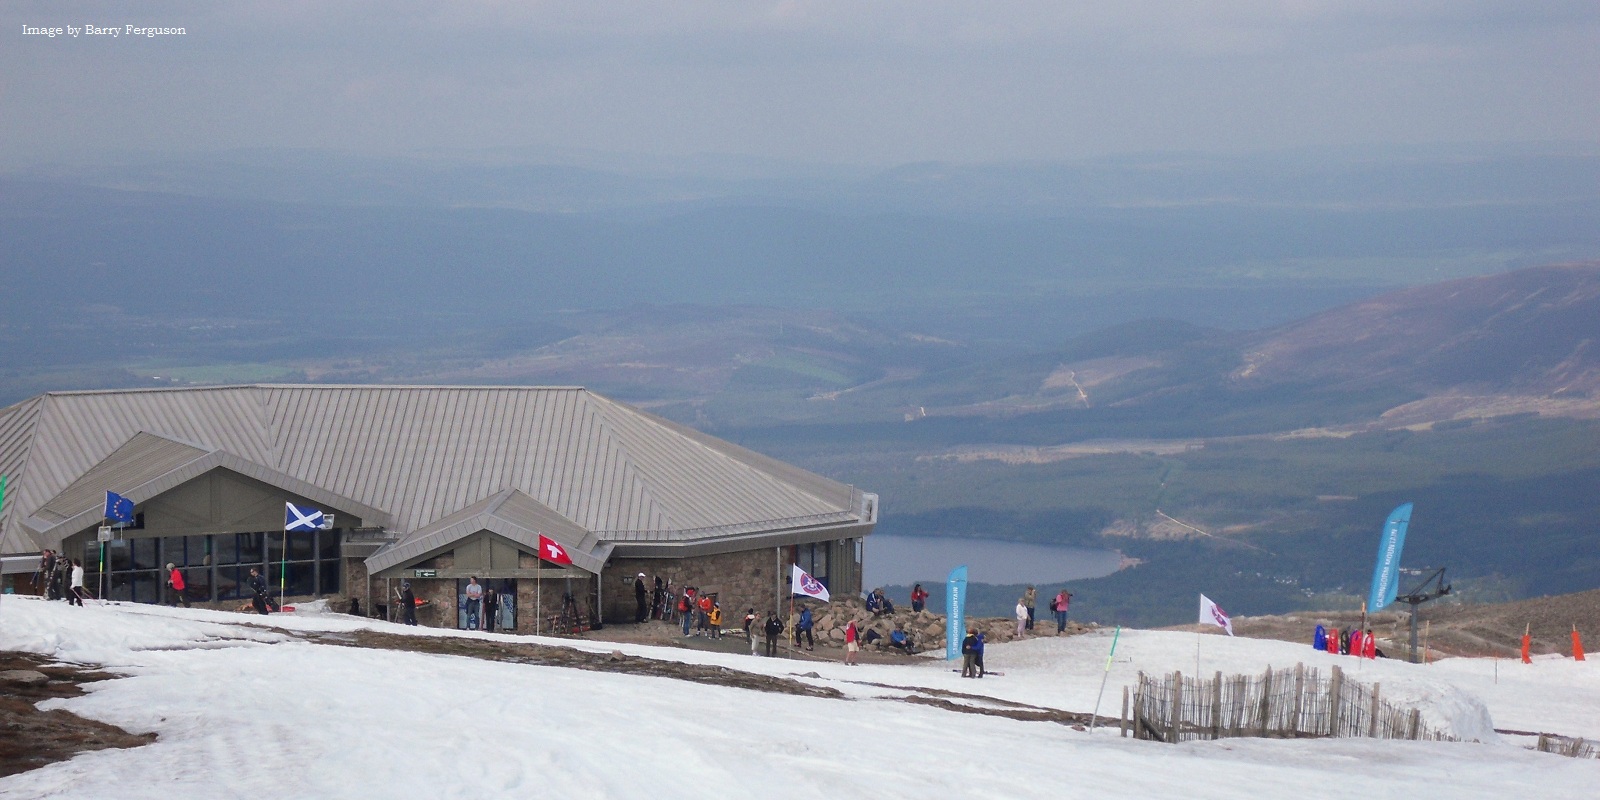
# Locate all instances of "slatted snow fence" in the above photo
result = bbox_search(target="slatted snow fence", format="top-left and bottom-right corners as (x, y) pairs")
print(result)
(1121, 663), (1453, 743)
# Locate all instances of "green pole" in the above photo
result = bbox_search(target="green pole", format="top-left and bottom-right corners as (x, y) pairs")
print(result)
(279, 531), (287, 610)
(1088, 625), (1123, 732)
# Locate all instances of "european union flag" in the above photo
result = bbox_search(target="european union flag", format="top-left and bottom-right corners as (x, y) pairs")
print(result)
(285, 501), (326, 532)
(104, 490), (135, 524)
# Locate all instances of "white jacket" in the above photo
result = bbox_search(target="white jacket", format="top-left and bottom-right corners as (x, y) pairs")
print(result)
(1015, 602), (1028, 621)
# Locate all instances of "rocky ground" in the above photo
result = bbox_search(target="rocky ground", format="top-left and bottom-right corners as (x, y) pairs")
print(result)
(1168, 588), (1600, 661)
(0, 653), (155, 778)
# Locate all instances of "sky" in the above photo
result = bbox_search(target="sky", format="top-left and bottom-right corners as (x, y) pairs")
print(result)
(4, 2), (1598, 169)
(2, 595), (1596, 797)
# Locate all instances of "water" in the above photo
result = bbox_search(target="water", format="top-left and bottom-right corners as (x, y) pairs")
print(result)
(862, 535), (1124, 589)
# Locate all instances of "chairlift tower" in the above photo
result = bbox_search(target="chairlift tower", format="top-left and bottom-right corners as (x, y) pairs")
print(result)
(1398, 567), (1450, 664)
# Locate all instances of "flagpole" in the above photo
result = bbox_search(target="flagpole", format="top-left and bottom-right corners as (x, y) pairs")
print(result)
(1089, 626), (1122, 732)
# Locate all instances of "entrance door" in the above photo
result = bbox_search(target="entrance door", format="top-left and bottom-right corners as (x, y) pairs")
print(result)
(455, 578), (515, 630)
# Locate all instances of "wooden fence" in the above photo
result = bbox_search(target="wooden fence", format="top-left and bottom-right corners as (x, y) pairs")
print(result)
(1122, 664), (1453, 743)
(1535, 734), (1599, 759)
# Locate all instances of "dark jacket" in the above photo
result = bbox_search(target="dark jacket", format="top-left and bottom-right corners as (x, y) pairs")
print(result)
(961, 633), (978, 654)
(764, 614), (784, 636)
(248, 573), (268, 597)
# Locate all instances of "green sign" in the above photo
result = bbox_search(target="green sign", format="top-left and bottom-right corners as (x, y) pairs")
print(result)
(413, 569), (437, 578)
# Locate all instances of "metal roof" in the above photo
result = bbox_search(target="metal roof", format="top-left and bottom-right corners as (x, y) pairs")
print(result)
(0, 386), (869, 556)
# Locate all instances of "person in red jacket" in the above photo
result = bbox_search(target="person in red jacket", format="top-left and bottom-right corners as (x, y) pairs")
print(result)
(910, 583), (929, 613)
(165, 563), (191, 607)
(844, 619), (860, 666)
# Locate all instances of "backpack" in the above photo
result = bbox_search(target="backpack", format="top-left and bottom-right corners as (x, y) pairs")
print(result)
(677, 596), (690, 613)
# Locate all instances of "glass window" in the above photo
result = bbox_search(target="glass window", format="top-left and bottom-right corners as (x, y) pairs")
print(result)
(237, 533), (263, 566)
(281, 563), (315, 597)
(131, 538), (159, 570)
(216, 566), (244, 600)
(318, 529), (341, 560)
(319, 559), (341, 596)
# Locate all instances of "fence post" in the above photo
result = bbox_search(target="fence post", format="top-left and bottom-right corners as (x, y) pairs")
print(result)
(1328, 665), (1344, 736)
(1211, 671), (1223, 739)
(1289, 663), (1304, 736)
(1257, 664), (1273, 737)
(1171, 670), (1184, 742)
(1368, 683), (1381, 738)
(1133, 671), (1145, 740)
(1121, 685), (1129, 738)
(1407, 708), (1421, 740)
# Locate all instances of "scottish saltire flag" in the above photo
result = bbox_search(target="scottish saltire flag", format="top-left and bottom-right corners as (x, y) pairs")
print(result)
(1199, 594), (1234, 636)
(1366, 503), (1413, 612)
(104, 490), (135, 524)
(790, 564), (830, 602)
(946, 565), (968, 661)
(285, 502), (327, 531)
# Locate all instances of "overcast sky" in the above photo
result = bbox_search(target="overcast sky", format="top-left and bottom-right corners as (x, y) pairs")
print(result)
(4, 1), (1598, 169)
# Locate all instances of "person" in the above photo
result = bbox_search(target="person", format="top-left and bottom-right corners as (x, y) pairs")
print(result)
(961, 626), (979, 677)
(248, 568), (269, 615)
(763, 611), (784, 657)
(464, 577), (483, 630)
(889, 623), (914, 654)
(1052, 589), (1073, 635)
(844, 619), (860, 665)
(35, 549), (55, 596)
(1023, 585), (1037, 631)
(744, 608), (759, 655)
(696, 592), (714, 636)
(1015, 598), (1028, 638)
(347, 596), (362, 616)
(650, 577), (666, 620)
(796, 606), (814, 650)
(627, 576), (646, 624)
(910, 583), (928, 613)
(400, 581), (418, 625)
(678, 588), (694, 636)
(51, 556), (69, 602)
(974, 631), (987, 677)
(865, 590), (882, 615)
(708, 602), (724, 639)
(483, 586), (498, 632)
(876, 588), (895, 615)
(166, 563), (191, 608)
(68, 559), (86, 606)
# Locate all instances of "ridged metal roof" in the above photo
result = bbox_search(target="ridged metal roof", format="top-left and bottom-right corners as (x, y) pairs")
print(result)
(0, 386), (867, 555)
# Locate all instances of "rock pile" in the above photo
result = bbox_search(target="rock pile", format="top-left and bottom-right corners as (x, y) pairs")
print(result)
(795, 597), (1095, 652)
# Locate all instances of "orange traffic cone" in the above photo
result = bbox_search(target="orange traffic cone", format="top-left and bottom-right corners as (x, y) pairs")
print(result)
(1574, 625), (1586, 662)
(1521, 623), (1532, 664)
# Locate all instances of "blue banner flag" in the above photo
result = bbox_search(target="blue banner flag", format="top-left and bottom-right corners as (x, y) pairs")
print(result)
(104, 490), (134, 524)
(285, 502), (327, 531)
(945, 565), (968, 661)
(1366, 502), (1413, 612)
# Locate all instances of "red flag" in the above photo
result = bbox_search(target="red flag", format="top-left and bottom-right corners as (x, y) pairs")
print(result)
(537, 534), (573, 565)
(1573, 627), (1586, 661)
(1521, 624), (1532, 664)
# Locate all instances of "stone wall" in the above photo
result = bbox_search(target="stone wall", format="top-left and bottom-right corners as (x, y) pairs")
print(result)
(606, 548), (784, 625)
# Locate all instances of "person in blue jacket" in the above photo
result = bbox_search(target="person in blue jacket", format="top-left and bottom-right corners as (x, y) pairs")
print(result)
(795, 606), (815, 650)
(974, 631), (987, 677)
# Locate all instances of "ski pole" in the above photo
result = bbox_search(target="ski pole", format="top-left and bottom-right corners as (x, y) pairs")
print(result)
(1088, 625), (1122, 732)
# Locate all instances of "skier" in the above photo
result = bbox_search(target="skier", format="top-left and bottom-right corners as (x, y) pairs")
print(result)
(400, 581), (418, 626)
(68, 559), (86, 606)
(166, 563), (191, 607)
(247, 568), (269, 615)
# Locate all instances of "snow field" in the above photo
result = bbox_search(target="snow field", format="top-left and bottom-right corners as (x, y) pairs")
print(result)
(1, 596), (1596, 798)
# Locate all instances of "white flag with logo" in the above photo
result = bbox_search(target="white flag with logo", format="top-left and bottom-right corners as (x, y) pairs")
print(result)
(1199, 594), (1233, 636)
(791, 565), (831, 602)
